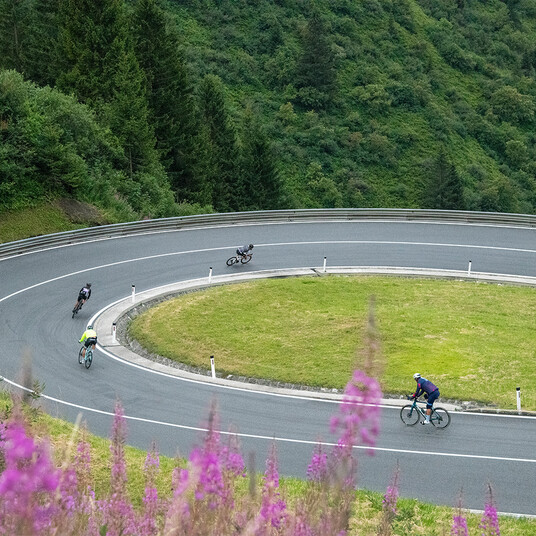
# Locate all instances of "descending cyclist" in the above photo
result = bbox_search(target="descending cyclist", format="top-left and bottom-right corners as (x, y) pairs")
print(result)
(411, 373), (440, 425)
(73, 283), (92, 313)
(236, 244), (254, 260)
(79, 324), (97, 359)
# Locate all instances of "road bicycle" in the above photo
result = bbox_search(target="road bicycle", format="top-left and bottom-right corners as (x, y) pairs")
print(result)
(226, 253), (253, 266)
(78, 345), (93, 369)
(400, 397), (451, 428)
(72, 299), (84, 318)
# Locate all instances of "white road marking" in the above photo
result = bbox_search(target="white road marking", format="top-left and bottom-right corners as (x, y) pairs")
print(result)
(1, 377), (535, 464)
(3, 239), (536, 305)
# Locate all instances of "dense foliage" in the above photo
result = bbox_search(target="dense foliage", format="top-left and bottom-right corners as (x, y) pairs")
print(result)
(2, 0), (536, 216)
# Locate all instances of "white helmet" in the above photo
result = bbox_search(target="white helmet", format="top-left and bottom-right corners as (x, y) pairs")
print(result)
(413, 373), (421, 379)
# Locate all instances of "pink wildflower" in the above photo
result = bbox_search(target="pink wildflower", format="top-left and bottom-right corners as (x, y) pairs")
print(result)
(306, 442), (328, 482)
(480, 485), (500, 536)
(451, 514), (469, 536)
(330, 369), (382, 454)
(256, 444), (287, 533)
(0, 419), (60, 533)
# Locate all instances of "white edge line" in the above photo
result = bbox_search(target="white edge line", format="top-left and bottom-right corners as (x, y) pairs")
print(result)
(1, 377), (536, 466)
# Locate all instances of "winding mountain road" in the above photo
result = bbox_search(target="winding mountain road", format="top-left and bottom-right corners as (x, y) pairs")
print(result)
(1, 219), (535, 516)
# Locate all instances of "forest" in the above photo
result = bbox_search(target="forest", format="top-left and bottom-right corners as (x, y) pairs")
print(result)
(2, 0), (536, 220)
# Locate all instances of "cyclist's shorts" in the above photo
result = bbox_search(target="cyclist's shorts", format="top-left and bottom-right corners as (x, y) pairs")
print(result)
(84, 337), (97, 347)
(426, 389), (439, 408)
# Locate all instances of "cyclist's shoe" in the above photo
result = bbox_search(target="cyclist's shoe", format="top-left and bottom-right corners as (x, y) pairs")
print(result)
(421, 420), (430, 425)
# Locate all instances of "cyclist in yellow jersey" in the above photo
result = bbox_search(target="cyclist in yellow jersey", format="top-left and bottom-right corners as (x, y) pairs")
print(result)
(79, 325), (97, 358)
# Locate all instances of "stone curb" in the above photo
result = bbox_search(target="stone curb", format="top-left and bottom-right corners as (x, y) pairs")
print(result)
(93, 266), (536, 415)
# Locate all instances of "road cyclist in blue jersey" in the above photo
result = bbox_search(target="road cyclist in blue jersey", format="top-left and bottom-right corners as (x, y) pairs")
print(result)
(411, 373), (440, 425)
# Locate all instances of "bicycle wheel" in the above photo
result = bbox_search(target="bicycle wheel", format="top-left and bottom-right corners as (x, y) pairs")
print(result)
(85, 348), (93, 369)
(400, 404), (420, 426)
(241, 254), (252, 264)
(226, 256), (238, 266)
(78, 347), (84, 364)
(431, 407), (450, 428)
(72, 301), (81, 318)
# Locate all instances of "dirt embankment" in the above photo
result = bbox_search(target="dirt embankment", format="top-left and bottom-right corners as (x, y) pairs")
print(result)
(54, 198), (108, 225)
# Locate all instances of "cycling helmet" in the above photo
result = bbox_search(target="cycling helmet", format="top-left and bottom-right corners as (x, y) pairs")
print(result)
(86, 283), (92, 288)
(413, 373), (421, 379)
(249, 244), (254, 249)
(87, 324), (93, 330)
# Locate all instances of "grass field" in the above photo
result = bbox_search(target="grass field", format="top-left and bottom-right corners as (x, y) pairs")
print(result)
(0, 204), (83, 243)
(129, 275), (536, 411)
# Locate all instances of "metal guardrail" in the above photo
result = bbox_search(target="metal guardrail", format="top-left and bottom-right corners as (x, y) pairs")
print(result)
(1, 208), (536, 259)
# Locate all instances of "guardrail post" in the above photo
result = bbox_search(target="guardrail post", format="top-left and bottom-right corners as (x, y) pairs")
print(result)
(208, 267), (213, 283)
(517, 386), (521, 414)
(112, 322), (117, 343)
(210, 355), (216, 378)
(467, 260), (472, 276)
(323, 256), (327, 273)
(131, 284), (136, 303)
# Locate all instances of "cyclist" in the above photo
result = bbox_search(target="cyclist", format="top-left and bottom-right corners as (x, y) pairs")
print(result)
(79, 324), (97, 359)
(73, 283), (92, 313)
(236, 244), (254, 260)
(411, 373), (440, 425)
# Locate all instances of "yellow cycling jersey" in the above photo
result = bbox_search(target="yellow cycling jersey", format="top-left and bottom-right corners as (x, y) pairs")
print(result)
(79, 329), (97, 343)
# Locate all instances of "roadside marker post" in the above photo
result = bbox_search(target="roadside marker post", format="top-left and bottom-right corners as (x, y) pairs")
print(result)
(468, 260), (472, 276)
(131, 284), (136, 303)
(112, 322), (117, 343)
(209, 267), (213, 283)
(210, 355), (216, 378)
(323, 256), (327, 273)
(517, 386), (521, 414)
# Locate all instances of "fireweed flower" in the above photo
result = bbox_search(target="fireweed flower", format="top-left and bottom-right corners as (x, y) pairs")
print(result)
(138, 445), (160, 536)
(306, 442), (328, 483)
(97, 401), (135, 536)
(451, 514), (469, 536)
(0, 419), (60, 533)
(480, 486), (500, 536)
(255, 444), (287, 533)
(330, 369), (382, 455)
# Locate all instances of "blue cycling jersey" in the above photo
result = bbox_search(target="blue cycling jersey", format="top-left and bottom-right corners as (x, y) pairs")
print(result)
(413, 378), (438, 398)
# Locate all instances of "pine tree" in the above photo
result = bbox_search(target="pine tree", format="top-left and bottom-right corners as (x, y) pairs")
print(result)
(57, 0), (127, 107)
(295, 6), (337, 109)
(0, 0), (28, 72)
(241, 107), (283, 211)
(24, 0), (60, 86)
(198, 75), (241, 212)
(131, 0), (203, 203)
(426, 148), (465, 210)
(57, 0), (162, 179)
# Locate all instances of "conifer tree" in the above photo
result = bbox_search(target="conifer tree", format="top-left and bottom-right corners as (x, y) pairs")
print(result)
(131, 0), (203, 202)
(57, 0), (162, 179)
(0, 0), (28, 72)
(198, 74), (242, 212)
(295, 6), (337, 109)
(426, 148), (465, 210)
(24, 0), (60, 86)
(241, 107), (283, 210)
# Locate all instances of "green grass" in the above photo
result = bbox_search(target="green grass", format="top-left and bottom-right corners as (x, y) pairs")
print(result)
(3, 393), (535, 534)
(129, 276), (536, 411)
(0, 203), (84, 244)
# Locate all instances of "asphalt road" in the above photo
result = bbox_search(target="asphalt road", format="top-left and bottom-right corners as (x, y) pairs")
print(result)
(1, 220), (536, 516)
